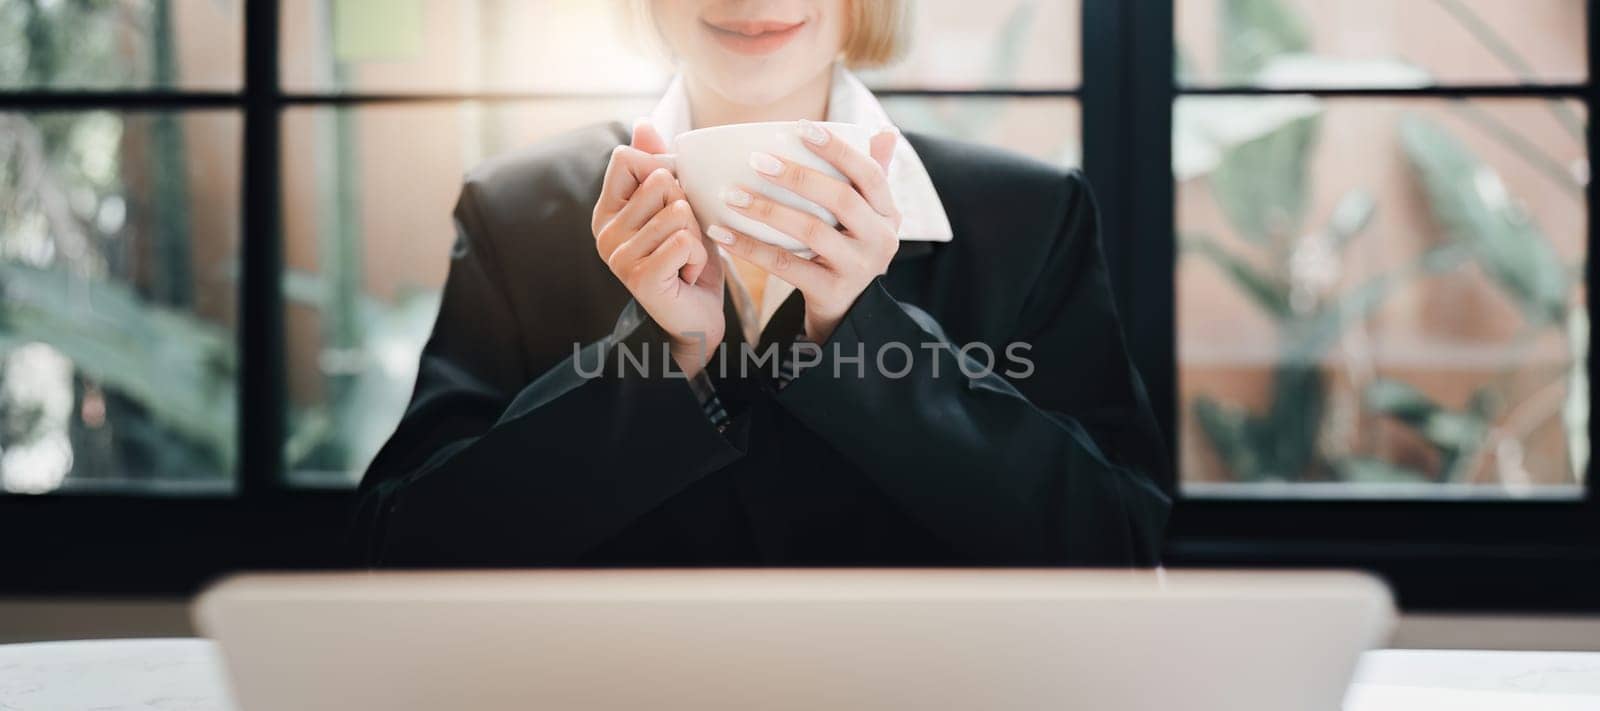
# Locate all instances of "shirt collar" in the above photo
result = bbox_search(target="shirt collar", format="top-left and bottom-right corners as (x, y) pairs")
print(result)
(647, 64), (953, 243)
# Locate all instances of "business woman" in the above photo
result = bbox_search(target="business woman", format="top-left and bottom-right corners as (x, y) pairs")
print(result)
(355, 0), (1170, 567)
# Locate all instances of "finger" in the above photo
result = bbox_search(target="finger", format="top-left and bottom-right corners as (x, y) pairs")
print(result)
(632, 117), (671, 155)
(596, 168), (680, 257)
(869, 128), (897, 173)
(606, 199), (697, 271)
(614, 168), (686, 233)
(688, 240), (724, 287)
(722, 186), (851, 261)
(594, 146), (673, 228)
(706, 224), (831, 294)
(679, 230), (710, 285)
(635, 230), (699, 292)
(795, 120), (899, 222)
(747, 153), (886, 243)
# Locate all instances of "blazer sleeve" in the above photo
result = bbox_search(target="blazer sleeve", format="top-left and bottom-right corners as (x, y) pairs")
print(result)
(352, 181), (743, 567)
(774, 171), (1171, 566)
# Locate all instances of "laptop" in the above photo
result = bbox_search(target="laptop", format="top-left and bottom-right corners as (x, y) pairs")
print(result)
(195, 569), (1394, 711)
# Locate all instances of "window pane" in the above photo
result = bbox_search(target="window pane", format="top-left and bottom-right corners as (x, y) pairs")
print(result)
(279, 0), (669, 94)
(282, 100), (652, 486)
(880, 97), (1080, 167)
(860, 0), (1080, 89)
(1176, 97), (1587, 499)
(0, 0), (242, 90)
(1177, 0), (1586, 87)
(280, 0), (1077, 94)
(0, 111), (240, 495)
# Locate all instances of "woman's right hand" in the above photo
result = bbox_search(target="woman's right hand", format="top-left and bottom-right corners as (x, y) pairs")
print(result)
(592, 121), (726, 378)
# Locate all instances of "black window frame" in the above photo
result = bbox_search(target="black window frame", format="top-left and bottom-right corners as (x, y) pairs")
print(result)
(1084, 0), (1600, 611)
(2, 0), (1596, 611)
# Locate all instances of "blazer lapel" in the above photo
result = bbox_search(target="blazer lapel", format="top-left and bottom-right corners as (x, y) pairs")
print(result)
(893, 240), (935, 262)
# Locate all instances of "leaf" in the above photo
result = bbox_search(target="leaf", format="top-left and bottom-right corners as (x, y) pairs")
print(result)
(335, 289), (439, 472)
(1180, 233), (1292, 318)
(1285, 244), (1463, 365)
(1563, 303), (1589, 481)
(1431, 0), (1585, 142)
(1422, 412), (1489, 454)
(985, 1), (1036, 86)
(1363, 377), (1489, 478)
(282, 268), (327, 307)
(1335, 457), (1432, 484)
(1192, 364), (1327, 484)
(0, 263), (235, 469)
(1210, 112), (1320, 247)
(1326, 190), (1377, 250)
(1220, 0), (1311, 80)
(1399, 114), (1569, 326)
(287, 288), (440, 476)
(1262, 364), (1325, 479)
(1173, 95), (1323, 181)
(1175, 46), (1197, 85)
(1365, 378), (1441, 425)
(1193, 395), (1269, 482)
(1251, 56), (1431, 89)
(1282, 272), (1394, 363)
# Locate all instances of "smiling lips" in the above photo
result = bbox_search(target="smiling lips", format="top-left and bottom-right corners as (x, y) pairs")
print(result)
(702, 18), (808, 55)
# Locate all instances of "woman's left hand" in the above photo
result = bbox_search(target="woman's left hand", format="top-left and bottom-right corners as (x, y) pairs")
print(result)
(706, 120), (901, 344)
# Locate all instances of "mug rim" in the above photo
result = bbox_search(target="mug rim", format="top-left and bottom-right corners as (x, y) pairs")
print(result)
(675, 120), (870, 143)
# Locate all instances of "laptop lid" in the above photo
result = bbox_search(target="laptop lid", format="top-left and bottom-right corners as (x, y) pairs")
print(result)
(195, 569), (1394, 711)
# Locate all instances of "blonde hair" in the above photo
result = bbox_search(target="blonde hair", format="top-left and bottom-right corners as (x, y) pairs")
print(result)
(621, 0), (911, 69)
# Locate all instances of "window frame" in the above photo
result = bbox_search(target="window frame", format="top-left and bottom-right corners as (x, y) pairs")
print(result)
(1082, 0), (1600, 611)
(2, 0), (1596, 610)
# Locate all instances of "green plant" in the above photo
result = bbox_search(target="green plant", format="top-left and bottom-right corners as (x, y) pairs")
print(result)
(1184, 0), (1586, 488)
(0, 261), (236, 474)
(0, 0), (239, 488)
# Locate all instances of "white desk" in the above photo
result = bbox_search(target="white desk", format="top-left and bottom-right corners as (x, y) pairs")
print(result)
(1347, 649), (1600, 710)
(1, 639), (1598, 710)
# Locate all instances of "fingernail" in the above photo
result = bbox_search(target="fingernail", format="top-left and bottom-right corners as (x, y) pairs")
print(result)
(749, 151), (784, 176)
(877, 123), (900, 137)
(707, 225), (735, 245)
(722, 188), (752, 208)
(797, 119), (829, 145)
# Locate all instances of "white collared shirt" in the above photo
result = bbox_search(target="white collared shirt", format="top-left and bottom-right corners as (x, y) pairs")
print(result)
(647, 64), (953, 344)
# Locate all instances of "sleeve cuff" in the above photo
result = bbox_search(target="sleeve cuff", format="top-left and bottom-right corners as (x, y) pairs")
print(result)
(686, 369), (732, 432)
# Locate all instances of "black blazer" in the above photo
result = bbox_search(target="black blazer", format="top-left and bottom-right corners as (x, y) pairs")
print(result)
(354, 122), (1171, 567)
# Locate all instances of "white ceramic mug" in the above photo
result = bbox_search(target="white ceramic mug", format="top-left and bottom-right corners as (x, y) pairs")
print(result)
(671, 121), (872, 257)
